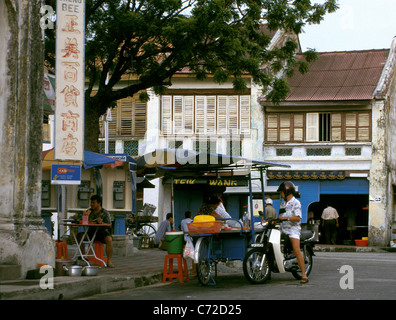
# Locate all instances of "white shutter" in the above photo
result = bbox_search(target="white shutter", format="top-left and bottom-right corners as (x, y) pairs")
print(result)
(173, 96), (183, 134)
(184, 96), (194, 134)
(306, 113), (319, 141)
(217, 96), (228, 134)
(161, 96), (172, 134)
(206, 96), (216, 134)
(240, 96), (250, 134)
(120, 98), (132, 136)
(228, 96), (238, 134)
(195, 96), (205, 134)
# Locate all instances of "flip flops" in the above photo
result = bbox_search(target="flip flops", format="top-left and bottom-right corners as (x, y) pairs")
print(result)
(300, 278), (309, 284)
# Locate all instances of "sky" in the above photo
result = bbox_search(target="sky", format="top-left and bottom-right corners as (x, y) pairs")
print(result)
(299, 0), (396, 52)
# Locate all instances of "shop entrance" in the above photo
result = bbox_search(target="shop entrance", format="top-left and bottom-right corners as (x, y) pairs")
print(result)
(308, 194), (369, 244)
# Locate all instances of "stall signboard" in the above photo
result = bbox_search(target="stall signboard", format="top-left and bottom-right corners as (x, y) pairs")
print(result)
(164, 177), (248, 186)
(55, 0), (86, 161)
(51, 164), (81, 185)
(267, 170), (346, 180)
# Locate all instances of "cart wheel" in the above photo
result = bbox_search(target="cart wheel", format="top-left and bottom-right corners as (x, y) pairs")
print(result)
(243, 248), (271, 284)
(195, 237), (212, 286)
(135, 224), (156, 237)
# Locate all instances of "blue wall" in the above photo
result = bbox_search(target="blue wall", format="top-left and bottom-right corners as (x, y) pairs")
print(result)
(268, 178), (369, 222)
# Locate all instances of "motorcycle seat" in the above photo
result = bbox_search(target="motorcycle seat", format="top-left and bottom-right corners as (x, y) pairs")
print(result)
(300, 230), (314, 241)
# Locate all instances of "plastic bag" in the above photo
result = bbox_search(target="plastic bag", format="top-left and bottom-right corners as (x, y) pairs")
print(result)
(183, 237), (195, 260)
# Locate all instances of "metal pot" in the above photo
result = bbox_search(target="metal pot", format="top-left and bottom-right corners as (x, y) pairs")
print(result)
(82, 266), (98, 276)
(63, 265), (83, 276)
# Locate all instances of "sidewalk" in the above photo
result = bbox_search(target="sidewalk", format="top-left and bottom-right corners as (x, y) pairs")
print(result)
(0, 244), (392, 300)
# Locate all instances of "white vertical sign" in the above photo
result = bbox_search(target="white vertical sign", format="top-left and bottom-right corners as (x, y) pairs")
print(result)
(55, 0), (85, 160)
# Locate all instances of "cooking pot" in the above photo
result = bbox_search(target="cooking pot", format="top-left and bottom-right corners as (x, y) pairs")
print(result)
(63, 265), (83, 276)
(82, 266), (98, 276)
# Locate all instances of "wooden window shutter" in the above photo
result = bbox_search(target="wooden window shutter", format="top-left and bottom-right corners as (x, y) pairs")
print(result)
(306, 113), (319, 141)
(195, 96), (206, 134)
(293, 114), (304, 141)
(345, 113), (357, 141)
(266, 114), (278, 142)
(279, 114), (291, 141)
(107, 107), (118, 137)
(331, 113), (342, 141)
(133, 97), (146, 137)
(161, 96), (172, 134)
(358, 113), (370, 141)
(240, 96), (250, 134)
(120, 97), (133, 136)
(217, 96), (228, 134)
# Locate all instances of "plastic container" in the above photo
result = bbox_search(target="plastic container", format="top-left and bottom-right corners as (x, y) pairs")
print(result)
(165, 231), (184, 254)
(187, 221), (223, 235)
(355, 239), (368, 247)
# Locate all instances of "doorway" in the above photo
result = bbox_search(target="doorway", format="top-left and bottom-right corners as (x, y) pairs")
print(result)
(311, 194), (369, 244)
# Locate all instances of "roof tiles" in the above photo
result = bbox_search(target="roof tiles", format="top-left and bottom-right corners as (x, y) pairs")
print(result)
(283, 49), (390, 101)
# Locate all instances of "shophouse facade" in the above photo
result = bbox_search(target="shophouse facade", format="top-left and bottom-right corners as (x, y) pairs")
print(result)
(260, 40), (396, 246)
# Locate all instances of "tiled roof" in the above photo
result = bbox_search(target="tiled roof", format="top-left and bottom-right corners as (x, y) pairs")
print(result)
(283, 49), (390, 101)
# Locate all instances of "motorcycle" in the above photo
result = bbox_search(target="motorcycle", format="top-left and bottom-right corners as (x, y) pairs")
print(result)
(243, 218), (316, 284)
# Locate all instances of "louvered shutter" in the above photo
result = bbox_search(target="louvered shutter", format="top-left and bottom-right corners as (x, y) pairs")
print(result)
(345, 113), (357, 141)
(173, 96), (183, 134)
(279, 114), (290, 141)
(134, 97), (146, 137)
(107, 107), (118, 137)
(161, 96), (172, 134)
(206, 96), (216, 134)
(120, 98), (133, 136)
(358, 113), (370, 141)
(184, 96), (194, 134)
(293, 114), (304, 141)
(306, 113), (319, 141)
(217, 96), (228, 134)
(267, 115), (278, 142)
(228, 96), (238, 134)
(195, 96), (205, 134)
(240, 96), (250, 134)
(331, 113), (342, 141)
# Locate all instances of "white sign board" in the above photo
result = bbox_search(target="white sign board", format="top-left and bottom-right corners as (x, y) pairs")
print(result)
(55, 0), (85, 161)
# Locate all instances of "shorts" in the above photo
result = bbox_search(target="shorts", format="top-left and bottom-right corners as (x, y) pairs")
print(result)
(87, 228), (111, 243)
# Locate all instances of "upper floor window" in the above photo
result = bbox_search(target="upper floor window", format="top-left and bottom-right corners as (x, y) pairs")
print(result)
(161, 95), (250, 135)
(266, 112), (371, 143)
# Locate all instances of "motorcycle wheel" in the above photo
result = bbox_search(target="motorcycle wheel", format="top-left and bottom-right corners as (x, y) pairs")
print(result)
(196, 238), (212, 286)
(243, 247), (271, 284)
(291, 248), (313, 280)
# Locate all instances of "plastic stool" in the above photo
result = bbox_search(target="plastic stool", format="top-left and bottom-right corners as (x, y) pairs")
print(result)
(88, 241), (107, 266)
(56, 240), (69, 259)
(162, 254), (189, 283)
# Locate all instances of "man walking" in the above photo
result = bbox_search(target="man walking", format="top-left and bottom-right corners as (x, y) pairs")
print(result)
(321, 204), (339, 244)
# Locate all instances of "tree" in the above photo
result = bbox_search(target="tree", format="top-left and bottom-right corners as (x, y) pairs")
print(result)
(45, 0), (338, 152)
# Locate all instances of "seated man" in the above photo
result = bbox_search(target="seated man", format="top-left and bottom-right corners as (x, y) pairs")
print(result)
(154, 213), (173, 249)
(77, 195), (114, 267)
(197, 196), (239, 227)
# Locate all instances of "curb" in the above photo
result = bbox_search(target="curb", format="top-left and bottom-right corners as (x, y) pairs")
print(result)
(0, 272), (164, 300)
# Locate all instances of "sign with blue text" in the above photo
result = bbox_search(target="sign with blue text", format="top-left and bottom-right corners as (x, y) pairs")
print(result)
(51, 164), (81, 185)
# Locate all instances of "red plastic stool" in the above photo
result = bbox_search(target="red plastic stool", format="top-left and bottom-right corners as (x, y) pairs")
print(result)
(162, 254), (189, 283)
(88, 241), (107, 266)
(56, 240), (69, 259)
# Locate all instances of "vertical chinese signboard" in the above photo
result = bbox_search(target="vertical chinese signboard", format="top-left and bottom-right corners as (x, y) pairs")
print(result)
(55, 0), (85, 161)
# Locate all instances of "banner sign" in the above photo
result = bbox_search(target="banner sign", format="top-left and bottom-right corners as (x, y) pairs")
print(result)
(164, 177), (248, 186)
(51, 164), (81, 185)
(55, 0), (85, 160)
(267, 170), (346, 180)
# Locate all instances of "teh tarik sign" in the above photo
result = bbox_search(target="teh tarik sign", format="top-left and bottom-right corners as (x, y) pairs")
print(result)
(55, 0), (85, 160)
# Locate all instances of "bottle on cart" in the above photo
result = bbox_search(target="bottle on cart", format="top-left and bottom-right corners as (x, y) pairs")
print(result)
(243, 208), (250, 228)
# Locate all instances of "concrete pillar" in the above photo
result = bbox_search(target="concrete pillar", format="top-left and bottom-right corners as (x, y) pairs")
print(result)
(0, 0), (55, 278)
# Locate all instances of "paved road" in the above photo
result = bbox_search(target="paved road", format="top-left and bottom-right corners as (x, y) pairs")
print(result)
(83, 252), (396, 301)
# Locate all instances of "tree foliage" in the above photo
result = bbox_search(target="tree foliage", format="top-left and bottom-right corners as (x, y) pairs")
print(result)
(45, 0), (338, 151)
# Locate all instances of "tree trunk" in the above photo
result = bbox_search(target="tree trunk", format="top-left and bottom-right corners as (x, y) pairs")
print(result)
(84, 96), (106, 152)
